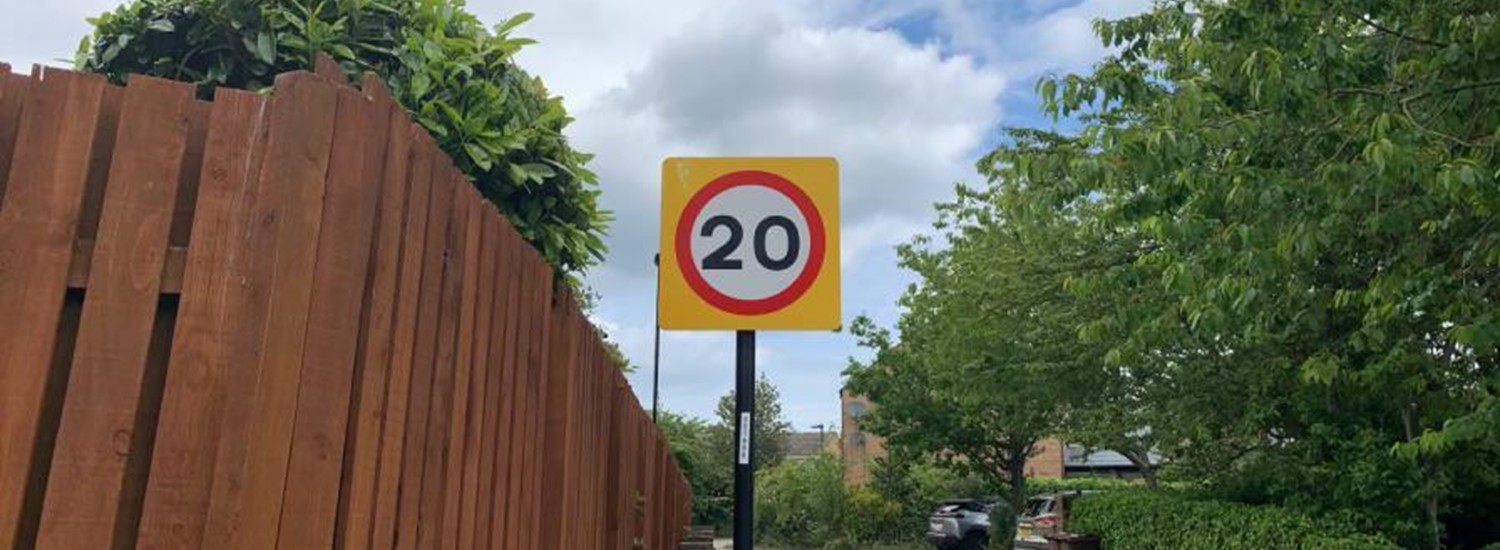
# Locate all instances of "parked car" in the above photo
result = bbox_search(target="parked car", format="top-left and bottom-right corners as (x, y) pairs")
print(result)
(1015, 491), (1091, 549)
(927, 498), (997, 550)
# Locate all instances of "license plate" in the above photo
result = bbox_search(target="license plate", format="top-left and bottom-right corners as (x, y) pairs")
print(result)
(929, 521), (942, 532)
(1018, 525), (1033, 538)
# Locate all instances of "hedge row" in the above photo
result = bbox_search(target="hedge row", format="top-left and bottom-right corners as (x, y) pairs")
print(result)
(1068, 490), (1401, 550)
(1027, 476), (1142, 495)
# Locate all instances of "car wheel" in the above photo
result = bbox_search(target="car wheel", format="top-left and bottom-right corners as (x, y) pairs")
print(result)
(959, 531), (988, 550)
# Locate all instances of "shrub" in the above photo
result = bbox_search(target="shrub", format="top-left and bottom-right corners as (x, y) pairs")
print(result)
(755, 455), (846, 547)
(841, 487), (906, 544)
(1068, 489), (1401, 550)
(1026, 475), (1141, 495)
(77, 0), (607, 274)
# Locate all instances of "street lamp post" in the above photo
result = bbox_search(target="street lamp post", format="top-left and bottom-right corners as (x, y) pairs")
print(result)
(652, 253), (661, 423)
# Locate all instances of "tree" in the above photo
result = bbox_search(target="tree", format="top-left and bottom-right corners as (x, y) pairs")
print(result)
(712, 375), (792, 471)
(967, 1), (1500, 547)
(844, 189), (1100, 514)
(76, 0), (609, 274)
(655, 411), (731, 528)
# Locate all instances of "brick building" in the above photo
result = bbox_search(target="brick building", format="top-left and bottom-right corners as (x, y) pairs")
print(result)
(840, 389), (1141, 485)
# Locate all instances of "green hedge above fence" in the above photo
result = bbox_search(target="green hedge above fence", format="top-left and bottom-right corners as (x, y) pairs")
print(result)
(1068, 490), (1400, 550)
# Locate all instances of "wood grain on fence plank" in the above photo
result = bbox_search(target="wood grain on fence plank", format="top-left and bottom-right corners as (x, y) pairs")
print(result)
(395, 143), (454, 550)
(438, 190), (483, 549)
(0, 68), (108, 549)
(369, 124), (435, 550)
(538, 290), (577, 550)
(337, 75), (412, 550)
(197, 71), (339, 550)
(75, 85), (122, 244)
(458, 206), (499, 550)
(168, 100), (210, 249)
(518, 256), (555, 550)
(605, 380), (626, 550)
(36, 74), (195, 550)
(0, 67), (35, 207)
(415, 168), (468, 550)
(136, 86), (269, 550)
(276, 81), (391, 550)
(474, 212), (511, 550)
(488, 222), (527, 550)
(473, 213), (510, 550)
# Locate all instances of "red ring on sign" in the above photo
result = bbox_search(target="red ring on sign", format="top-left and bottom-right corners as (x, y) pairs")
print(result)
(675, 170), (825, 316)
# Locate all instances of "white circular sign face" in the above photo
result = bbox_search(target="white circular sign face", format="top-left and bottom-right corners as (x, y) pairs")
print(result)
(687, 184), (812, 301)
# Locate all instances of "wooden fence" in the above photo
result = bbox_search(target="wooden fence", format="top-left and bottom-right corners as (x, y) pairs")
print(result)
(0, 60), (691, 550)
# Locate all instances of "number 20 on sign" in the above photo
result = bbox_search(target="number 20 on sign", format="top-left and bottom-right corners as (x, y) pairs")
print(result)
(659, 158), (839, 330)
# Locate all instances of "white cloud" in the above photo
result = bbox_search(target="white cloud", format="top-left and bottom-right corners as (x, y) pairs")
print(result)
(995, 0), (1156, 77)
(0, 0), (1152, 428)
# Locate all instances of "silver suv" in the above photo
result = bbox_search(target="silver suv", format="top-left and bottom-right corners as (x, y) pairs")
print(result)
(926, 499), (997, 550)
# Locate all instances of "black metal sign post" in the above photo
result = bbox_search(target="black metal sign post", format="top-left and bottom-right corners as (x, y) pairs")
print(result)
(733, 330), (756, 550)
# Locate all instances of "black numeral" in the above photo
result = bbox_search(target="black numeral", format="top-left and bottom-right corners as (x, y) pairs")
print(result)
(699, 215), (801, 271)
(754, 215), (799, 271)
(700, 215), (743, 270)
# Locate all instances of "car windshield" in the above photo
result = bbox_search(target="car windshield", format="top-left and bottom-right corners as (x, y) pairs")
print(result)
(1021, 498), (1051, 517)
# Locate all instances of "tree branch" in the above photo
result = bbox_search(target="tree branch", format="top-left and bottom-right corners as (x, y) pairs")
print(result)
(1359, 15), (1449, 48)
(1405, 78), (1500, 104)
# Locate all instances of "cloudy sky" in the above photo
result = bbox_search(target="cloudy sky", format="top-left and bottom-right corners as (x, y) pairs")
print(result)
(0, 0), (1150, 431)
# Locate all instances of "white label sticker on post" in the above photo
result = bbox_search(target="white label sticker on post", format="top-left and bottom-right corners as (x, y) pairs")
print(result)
(738, 412), (751, 465)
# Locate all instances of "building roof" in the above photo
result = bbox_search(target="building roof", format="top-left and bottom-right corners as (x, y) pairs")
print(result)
(784, 432), (833, 460)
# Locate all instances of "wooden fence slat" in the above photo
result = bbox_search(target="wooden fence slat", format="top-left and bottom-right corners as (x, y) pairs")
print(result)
(502, 252), (539, 550)
(523, 258), (557, 550)
(394, 144), (455, 550)
(415, 168), (469, 550)
(167, 100), (211, 249)
(489, 223), (529, 550)
(473, 212), (511, 550)
(0, 67), (35, 207)
(458, 206), (499, 550)
(0, 67), (108, 549)
(198, 71), (339, 550)
(35, 74), (195, 550)
(75, 85), (123, 243)
(605, 380), (625, 550)
(438, 190), (483, 549)
(597, 356), (618, 547)
(369, 124), (436, 550)
(538, 294), (579, 550)
(336, 75), (412, 550)
(136, 86), (270, 550)
(276, 80), (391, 549)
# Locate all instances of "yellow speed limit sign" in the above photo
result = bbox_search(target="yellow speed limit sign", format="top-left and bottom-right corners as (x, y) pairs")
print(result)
(659, 157), (840, 330)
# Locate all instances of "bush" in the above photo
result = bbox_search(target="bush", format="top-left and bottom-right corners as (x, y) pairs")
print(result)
(1068, 489), (1401, 550)
(78, 0), (607, 273)
(841, 487), (906, 544)
(755, 455), (846, 547)
(1026, 476), (1141, 495)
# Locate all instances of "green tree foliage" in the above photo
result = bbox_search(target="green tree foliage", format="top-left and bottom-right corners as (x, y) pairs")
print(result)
(655, 411), (731, 528)
(77, 0), (608, 273)
(843, 182), (1101, 511)
(713, 375), (792, 471)
(754, 454), (846, 548)
(854, 0), (1500, 547)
